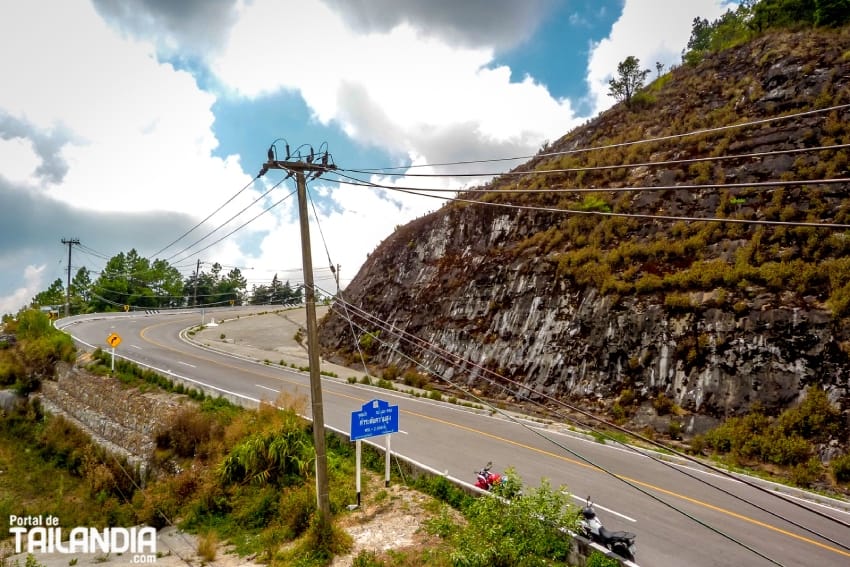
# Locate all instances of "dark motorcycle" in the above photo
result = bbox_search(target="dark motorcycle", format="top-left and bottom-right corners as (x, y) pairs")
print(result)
(474, 461), (502, 491)
(578, 497), (637, 562)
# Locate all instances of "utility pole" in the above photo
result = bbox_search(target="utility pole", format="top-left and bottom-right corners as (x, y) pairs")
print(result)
(60, 238), (80, 317)
(193, 259), (201, 307)
(260, 141), (336, 533)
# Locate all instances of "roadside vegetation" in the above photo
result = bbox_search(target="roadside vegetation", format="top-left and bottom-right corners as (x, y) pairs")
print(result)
(2, 309), (585, 566)
(692, 386), (850, 489)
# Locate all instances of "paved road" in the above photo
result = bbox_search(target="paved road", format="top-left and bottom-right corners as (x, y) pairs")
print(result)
(57, 307), (850, 567)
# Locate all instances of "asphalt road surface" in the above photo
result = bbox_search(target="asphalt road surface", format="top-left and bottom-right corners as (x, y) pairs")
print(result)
(56, 306), (850, 567)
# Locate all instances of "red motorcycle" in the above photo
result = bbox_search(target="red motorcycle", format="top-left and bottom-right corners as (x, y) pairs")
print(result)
(474, 462), (502, 491)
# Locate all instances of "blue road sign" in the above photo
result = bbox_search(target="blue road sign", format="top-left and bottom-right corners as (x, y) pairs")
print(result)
(350, 399), (399, 441)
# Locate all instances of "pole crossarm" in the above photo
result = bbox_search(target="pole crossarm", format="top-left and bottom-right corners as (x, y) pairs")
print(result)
(264, 160), (332, 172)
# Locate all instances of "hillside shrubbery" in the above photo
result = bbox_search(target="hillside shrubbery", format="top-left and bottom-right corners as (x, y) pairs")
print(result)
(694, 387), (848, 487)
(0, 309), (75, 394)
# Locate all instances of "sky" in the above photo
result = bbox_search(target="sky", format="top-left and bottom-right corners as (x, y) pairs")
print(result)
(0, 0), (736, 315)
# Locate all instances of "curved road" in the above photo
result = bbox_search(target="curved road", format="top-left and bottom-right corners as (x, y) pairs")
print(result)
(57, 308), (850, 567)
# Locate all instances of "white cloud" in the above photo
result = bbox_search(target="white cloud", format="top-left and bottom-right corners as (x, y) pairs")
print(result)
(0, 265), (47, 317)
(586, 0), (736, 114)
(0, 0), (270, 314)
(207, 0), (584, 291)
(0, 0), (253, 220)
(0, 138), (40, 184)
(213, 0), (578, 163)
(0, 0), (736, 313)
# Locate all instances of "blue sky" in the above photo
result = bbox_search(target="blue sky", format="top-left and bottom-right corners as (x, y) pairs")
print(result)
(0, 0), (735, 315)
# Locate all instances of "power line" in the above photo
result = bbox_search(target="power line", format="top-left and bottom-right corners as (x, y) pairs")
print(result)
(148, 176), (260, 260)
(321, 289), (795, 565)
(340, 142), (850, 179)
(328, 292), (850, 536)
(169, 185), (298, 266)
(347, 102), (850, 172)
(323, 291), (850, 554)
(331, 167), (850, 195)
(329, 174), (850, 230)
(165, 176), (291, 263)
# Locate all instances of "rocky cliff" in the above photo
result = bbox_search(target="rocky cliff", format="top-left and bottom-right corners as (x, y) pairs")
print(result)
(319, 28), (850, 432)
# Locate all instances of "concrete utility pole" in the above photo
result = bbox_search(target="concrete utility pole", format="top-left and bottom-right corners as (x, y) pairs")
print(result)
(193, 259), (201, 307)
(260, 144), (336, 533)
(60, 238), (80, 317)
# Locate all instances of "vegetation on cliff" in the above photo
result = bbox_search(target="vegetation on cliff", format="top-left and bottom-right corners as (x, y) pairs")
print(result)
(318, 4), (850, 490)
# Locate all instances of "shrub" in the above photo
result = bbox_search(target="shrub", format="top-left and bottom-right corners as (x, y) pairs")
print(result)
(352, 550), (384, 567)
(775, 387), (843, 442)
(790, 457), (823, 487)
(37, 415), (92, 474)
(278, 484), (316, 538)
(197, 531), (218, 562)
(831, 453), (850, 483)
(382, 365), (400, 381)
(668, 420), (683, 440)
(451, 475), (576, 567)
(665, 292), (693, 311)
(629, 90), (656, 109)
(611, 402), (626, 423)
(576, 195), (611, 213)
(218, 409), (312, 486)
(587, 550), (622, 567)
(402, 369), (429, 389)
(619, 388), (636, 406)
(155, 407), (220, 459)
(635, 273), (664, 293)
(760, 431), (810, 466)
(652, 393), (675, 416)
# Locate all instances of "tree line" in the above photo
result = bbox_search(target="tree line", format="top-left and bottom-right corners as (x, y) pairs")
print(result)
(23, 249), (304, 316)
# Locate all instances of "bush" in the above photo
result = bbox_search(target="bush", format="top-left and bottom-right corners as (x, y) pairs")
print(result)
(451, 475), (576, 567)
(402, 369), (429, 389)
(382, 365), (401, 381)
(831, 453), (850, 484)
(775, 387), (843, 442)
(790, 457), (823, 487)
(587, 550), (622, 567)
(668, 420), (683, 440)
(278, 484), (317, 539)
(652, 393), (675, 416)
(155, 407), (220, 459)
(197, 531), (218, 562)
(218, 409), (312, 486)
(37, 415), (92, 474)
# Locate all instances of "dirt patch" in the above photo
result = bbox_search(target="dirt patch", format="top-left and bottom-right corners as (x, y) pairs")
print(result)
(331, 480), (459, 566)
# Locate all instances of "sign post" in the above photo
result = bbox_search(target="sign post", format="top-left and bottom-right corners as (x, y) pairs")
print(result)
(349, 399), (399, 508)
(105, 333), (121, 372)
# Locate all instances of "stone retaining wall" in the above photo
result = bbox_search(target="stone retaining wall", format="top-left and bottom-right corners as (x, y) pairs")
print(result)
(37, 362), (187, 475)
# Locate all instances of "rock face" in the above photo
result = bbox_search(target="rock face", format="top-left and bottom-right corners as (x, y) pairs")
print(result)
(319, 29), (850, 427)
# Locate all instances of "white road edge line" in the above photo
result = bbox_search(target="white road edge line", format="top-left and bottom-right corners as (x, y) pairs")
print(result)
(570, 493), (637, 522)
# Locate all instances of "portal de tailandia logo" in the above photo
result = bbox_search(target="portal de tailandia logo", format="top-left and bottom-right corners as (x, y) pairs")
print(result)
(9, 514), (157, 561)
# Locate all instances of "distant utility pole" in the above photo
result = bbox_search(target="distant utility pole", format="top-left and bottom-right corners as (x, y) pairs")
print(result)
(60, 238), (80, 317)
(193, 259), (201, 307)
(260, 140), (336, 533)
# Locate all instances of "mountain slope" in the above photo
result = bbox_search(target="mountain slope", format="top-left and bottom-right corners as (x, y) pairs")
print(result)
(319, 28), (850, 432)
